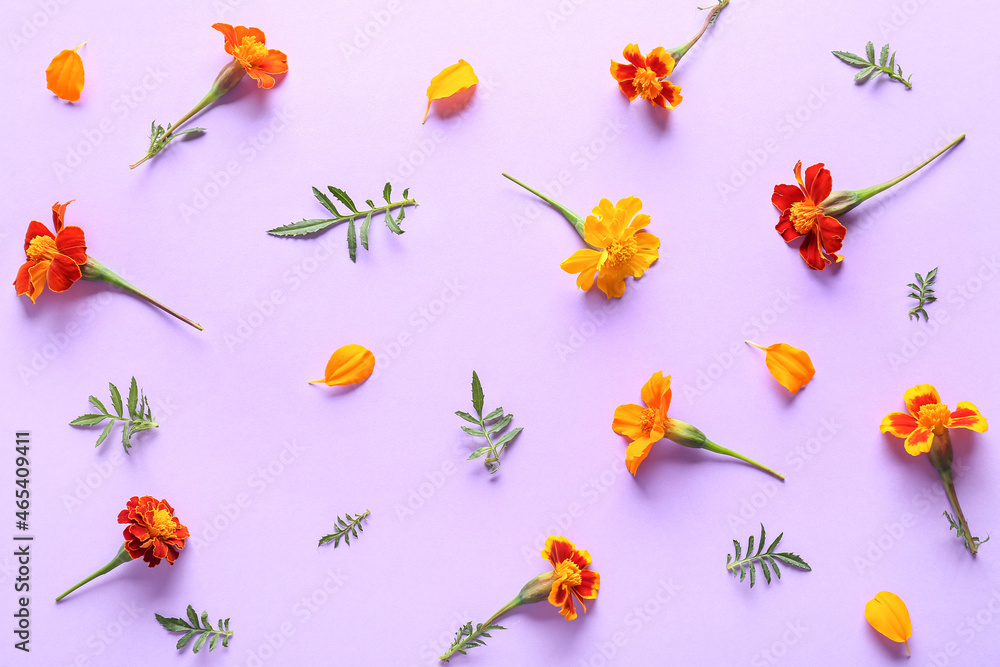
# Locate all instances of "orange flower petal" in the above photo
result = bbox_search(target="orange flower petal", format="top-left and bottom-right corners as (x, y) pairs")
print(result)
(640, 372), (671, 412)
(948, 402), (988, 432)
(880, 412), (918, 439)
(561, 248), (601, 291)
(865, 591), (912, 656)
(903, 427), (934, 456)
(46, 46), (85, 102)
(423, 60), (478, 123)
(747, 342), (815, 393)
(903, 384), (941, 417)
(311, 344), (375, 386)
(625, 435), (657, 475)
(612, 403), (647, 439)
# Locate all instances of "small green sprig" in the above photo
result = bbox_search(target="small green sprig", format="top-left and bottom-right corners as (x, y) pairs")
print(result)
(456, 371), (523, 474)
(944, 511), (989, 553)
(726, 524), (811, 588)
(318, 510), (370, 548)
(267, 183), (417, 261)
(907, 267), (938, 321)
(155, 605), (232, 654)
(440, 621), (506, 662)
(70, 377), (157, 453)
(130, 121), (206, 169)
(833, 42), (912, 89)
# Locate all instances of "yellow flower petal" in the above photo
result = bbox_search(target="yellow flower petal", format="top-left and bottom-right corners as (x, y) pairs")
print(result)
(423, 59), (478, 123)
(865, 591), (912, 656)
(46, 44), (86, 102)
(746, 342), (815, 394)
(311, 344), (375, 386)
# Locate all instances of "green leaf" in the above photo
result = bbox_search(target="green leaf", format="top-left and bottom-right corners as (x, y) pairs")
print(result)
(155, 613), (191, 632)
(193, 632), (209, 654)
(318, 510), (370, 548)
(469, 446), (491, 459)
(855, 66), (876, 82)
(267, 218), (345, 237)
(865, 41), (875, 61)
(71, 414), (106, 426)
(879, 43), (889, 66)
(384, 207), (403, 234)
(157, 605), (233, 654)
(457, 373), (522, 475)
(210, 634), (220, 652)
(461, 426), (486, 437)
(471, 371), (484, 416)
(88, 395), (108, 414)
(328, 186), (358, 213)
(455, 411), (480, 424)
(726, 524), (810, 588)
(493, 427), (522, 448)
(186, 605), (199, 627)
(487, 414), (513, 434)
(95, 421), (115, 447)
(359, 211), (372, 250)
(312, 186), (342, 217)
(109, 382), (123, 417)
(127, 377), (139, 418)
(347, 218), (358, 263)
(831, 50), (868, 67)
(908, 267), (938, 322)
(177, 631), (197, 649)
(483, 407), (504, 421)
(383, 182), (392, 204)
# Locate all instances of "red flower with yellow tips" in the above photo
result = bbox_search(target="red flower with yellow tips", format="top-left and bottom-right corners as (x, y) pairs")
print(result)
(119, 495), (190, 567)
(14, 201), (87, 302)
(542, 536), (600, 621)
(212, 23), (288, 89)
(610, 45), (683, 109)
(772, 161), (846, 271)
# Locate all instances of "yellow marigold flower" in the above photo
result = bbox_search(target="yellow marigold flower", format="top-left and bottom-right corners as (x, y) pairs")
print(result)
(865, 591), (912, 656)
(561, 197), (660, 299)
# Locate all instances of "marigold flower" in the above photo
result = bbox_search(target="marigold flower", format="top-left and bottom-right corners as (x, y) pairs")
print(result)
(881, 384), (988, 554)
(212, 23), (288, 89)
(613, 372), (783, 479)
(423, 59), (478, 123)
(865, 591), (912, 656)
(46, 43), (86, 102)
(438, 535), (599, 661)
(119, 495), (190, 567)
(56, 495), (189, 601)
(745, 341), (815, 394)
(310, 344), (375, 386)
(14, 201), (87, 303)
(610, 45), (682, 109)
(773, 134), (964, 270)
(13, 201), (203, 330)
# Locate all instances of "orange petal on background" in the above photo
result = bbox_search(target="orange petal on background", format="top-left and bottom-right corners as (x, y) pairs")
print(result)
(422, 59), (478, 123)
(865, 591), (912, 656)
(747, 342), (815, 393)
(46, 45), (85, 102)
(310, 344), (375, 386)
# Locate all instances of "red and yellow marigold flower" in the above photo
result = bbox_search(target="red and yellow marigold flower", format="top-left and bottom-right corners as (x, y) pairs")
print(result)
(773, 134), (965, 271)
(880, 384), (988, 554)
(57, 496), (189, 601)
(613, 372), (783, 479)
(13, 201), (203, 330)
(119, 495), (190, 567)
(14, 201), (87, 302)
(438, 535), (600, 660)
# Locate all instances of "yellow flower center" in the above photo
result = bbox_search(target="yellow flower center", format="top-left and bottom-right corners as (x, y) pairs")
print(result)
(554, 559), (582, 587)
(638, 407), (658, 436)
(789, 201), (820, 234)
(917, 403), (951, 434)
(147, 509), (176, 538)
(26, 235), (58, 261)
(604, 237), (638, 268)
(234, 36), (269, 66)
(633, 68), (663, 100)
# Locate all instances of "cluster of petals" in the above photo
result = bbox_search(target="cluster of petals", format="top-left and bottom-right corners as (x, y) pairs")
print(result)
(880, 384), (987, 456)
(118, 495), (190, 567)
(14, 201), (87, 303)
(542, 536), (600, 620)
(772, 162), (846, 270)
(610, 44), (683, 109)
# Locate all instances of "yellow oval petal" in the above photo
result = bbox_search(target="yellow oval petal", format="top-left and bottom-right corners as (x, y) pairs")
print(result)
(747, 342), (815, 393)
(865, 591), (912, 655)
(423, 59), (478, 123)
(311, 344), (375, 386)
(46, 46), (85, 102)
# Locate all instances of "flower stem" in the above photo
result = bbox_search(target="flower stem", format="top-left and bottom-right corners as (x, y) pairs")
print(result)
(56, 545), (132, 601)
(859, 134), (964, 199)
(667, 0), (731, 64)
(701, 440), (785, 481)
(938, 468), (978, 555)
(437, 596), (523, 661)
(502, 173), (585, 239)
(81, 257), (203, 331)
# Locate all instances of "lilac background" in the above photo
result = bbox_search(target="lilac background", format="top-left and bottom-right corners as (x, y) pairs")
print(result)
(2, 0), (1000, 664)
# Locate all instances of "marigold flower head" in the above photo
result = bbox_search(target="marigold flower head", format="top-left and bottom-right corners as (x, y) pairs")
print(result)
(772, 161), (846, 271)
(14, 201), (87, 303)
(212, 23), (287, 89)
(118, 495), (190, 567)
(865, 591), (912, 656)
(540, 536), (600, 620)
(610, 44), (682, 109)
(561, 197), (660, 299)
(880, 384), (987, 456)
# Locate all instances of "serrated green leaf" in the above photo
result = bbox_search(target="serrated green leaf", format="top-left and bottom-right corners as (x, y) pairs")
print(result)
(461, 426), (486, 437)
(471, 371), (484, 415)
(855, 66), (876, 82)
(469, 446), (491, 459)
(493, 427), (522, 448)
(360, 211), (372, 250)
(383, 182), (392, 204)
(187, 605), (199, 627)
(761, 558), (771, 584)
(879, 43), (889, 66)
(455, 411), (480, 424)
(267, 218), (345, 237)
(127, 377), (139, 417)
(193, 632), (209, 654)
(88, 395), (108, 414)
(865, 41), (875, 61)
(328, 186), (358, 213)
(201, 611), (212, 630)
(177, 630), (197, 649)
(210, 634), (220, 652)
(483, 407), (504, 421)
(71, 414), (107, 426)
(831, 50), (868, 67)
(95, 421), (115, 447)
(312, 186), (341, 217)
(155, 613), (191, 632)
(347, 218), (358, 263)
(109, 382), (123, 416)
(487, 414), (513, 434)
(403, 187), (410, 199)
(889, 51), (896, 70)
(384, 207), (403, 234)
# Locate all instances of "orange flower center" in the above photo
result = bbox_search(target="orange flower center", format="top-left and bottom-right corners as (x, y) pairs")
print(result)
(234, 36), (269, 66)
(633, 68), (663, 101)
(789, 201), (820, 234)
(917, 403), (951, 434)
(638, 407), (659, 436)
(26, 235), (58, 262)
(146, 508), (176, 539)
(554, 559), (582, 587)
(604, 237), (638, 268)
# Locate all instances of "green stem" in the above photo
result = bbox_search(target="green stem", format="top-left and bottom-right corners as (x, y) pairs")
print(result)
(103, 414), (159, 428)
(476, 412), (503, 473)
(702, 440), (785, 481)
(502, 173), (585, 239)
(856, 134), (964, 200)
(81, 257), (203, 331)
(56, 545), (132, 601)
(667, 0), (731, 64)
(939, 469), (978, 555)
(438, 596), (523, 661)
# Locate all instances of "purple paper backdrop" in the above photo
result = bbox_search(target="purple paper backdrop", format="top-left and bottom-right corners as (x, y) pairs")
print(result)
(2, 0), (1000, 665)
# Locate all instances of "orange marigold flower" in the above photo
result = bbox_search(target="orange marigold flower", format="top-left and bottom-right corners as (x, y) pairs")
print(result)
(541, 536), (600, 621)
(880, 384), (987, 456)
(14, 201), (87, 303)
(119, 495), (190, 567)
(46, 43), (86, 102)
(561, 197), (660, 299)
(212, 23), (288, 89)
(772, 161), (846, 271)
(611, 45), (683, 109)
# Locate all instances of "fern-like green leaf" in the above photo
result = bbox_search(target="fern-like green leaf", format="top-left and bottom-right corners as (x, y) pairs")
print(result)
(155, 605), (233, 654)
(832, 42), (912, 89)
(318, 510), (370, 548)
(70, 377), (158, 453)
(944, 510), (989, 554)
(908, 267), (938, 321)
(439, 621), (506, 662)
(458, 371), (523, 474)
(726, 524), (811, 589)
